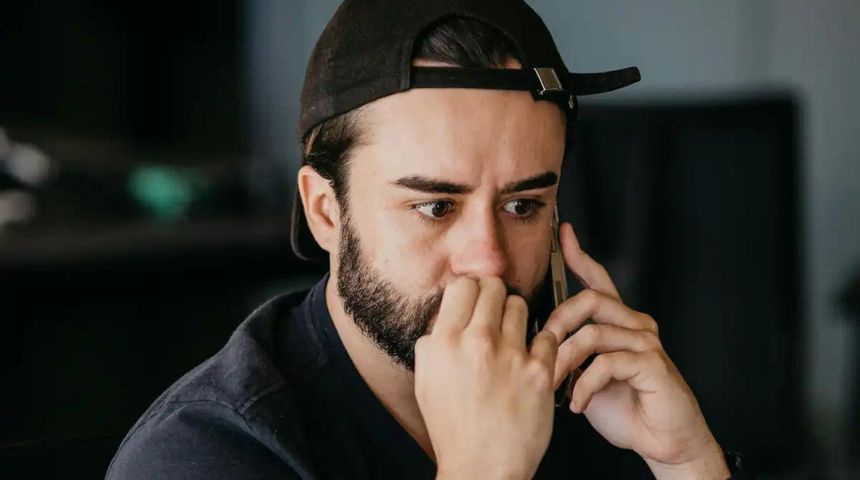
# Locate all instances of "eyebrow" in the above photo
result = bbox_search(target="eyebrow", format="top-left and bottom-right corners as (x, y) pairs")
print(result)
(391, 171), (558, 195)
(500, 171), (558, 194)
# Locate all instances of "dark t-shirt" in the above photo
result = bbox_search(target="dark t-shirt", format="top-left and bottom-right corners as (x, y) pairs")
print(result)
(106, 274), (650, 479)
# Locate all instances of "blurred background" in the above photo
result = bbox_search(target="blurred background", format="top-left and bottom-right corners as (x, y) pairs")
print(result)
(1, 0), (858, 478)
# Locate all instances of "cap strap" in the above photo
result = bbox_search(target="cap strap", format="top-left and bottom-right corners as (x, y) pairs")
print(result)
(410, 66), (640, 98)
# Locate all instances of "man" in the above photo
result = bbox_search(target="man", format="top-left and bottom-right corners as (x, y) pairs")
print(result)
(107, 1), (751, 478)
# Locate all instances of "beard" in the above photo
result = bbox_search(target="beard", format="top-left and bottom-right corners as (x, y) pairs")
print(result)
(336, 211), (545, 371)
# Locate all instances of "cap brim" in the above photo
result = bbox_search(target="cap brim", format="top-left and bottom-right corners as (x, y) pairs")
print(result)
(566, 66), (641, 95)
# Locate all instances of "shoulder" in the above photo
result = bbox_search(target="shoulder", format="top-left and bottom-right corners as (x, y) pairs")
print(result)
(152, 288), (313, 415)
(106, 399), (305, 479)
(107, 288), (320, 479)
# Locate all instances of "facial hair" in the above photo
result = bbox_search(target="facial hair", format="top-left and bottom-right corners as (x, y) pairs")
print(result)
(336, 212), (546, 371)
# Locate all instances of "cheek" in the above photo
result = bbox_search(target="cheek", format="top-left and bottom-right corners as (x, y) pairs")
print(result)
(348, 199), (449, 293)
(506, 227), (551, 289)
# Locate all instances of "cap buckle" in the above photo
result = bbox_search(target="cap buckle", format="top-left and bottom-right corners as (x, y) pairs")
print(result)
(533, 67), (563, 95)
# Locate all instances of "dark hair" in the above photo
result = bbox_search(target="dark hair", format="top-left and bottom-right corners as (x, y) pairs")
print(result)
(302, 16), (522, 207)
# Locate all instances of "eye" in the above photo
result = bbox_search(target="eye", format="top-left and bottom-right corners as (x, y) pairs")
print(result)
(414, 200), (454, 220)
(502, 199), (543, 218)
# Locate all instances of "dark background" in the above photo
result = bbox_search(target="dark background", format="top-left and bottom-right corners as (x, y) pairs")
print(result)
(2, 1), (858, 478)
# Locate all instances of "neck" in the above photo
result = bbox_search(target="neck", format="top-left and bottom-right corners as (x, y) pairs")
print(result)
(324, 274), (436, 462)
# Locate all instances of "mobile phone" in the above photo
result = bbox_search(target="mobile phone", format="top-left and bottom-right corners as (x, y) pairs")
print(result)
(549, 206), (576, 407)
(531, 206), (587, 408)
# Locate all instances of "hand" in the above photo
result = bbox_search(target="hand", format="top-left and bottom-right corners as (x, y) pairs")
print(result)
(414, 277), (558, 480)
(543, 223), (730, 480)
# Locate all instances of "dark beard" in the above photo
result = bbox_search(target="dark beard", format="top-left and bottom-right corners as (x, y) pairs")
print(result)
(336, 213), (545, 371)
(337, 216), (443, 371)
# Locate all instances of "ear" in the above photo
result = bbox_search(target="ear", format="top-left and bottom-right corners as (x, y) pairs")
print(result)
(297, 165), (341, 253)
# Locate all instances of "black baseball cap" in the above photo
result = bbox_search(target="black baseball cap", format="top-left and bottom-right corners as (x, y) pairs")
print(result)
(291, 0), (641, 261)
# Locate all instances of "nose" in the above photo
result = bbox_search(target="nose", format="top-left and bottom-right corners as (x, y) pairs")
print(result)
(448, 207), (509, 278)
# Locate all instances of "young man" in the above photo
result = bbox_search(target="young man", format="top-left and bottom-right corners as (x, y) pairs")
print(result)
(108, 1), (751, 478)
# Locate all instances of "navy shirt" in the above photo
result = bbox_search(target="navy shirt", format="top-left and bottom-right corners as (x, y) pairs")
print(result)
(106, 274), (652, 479)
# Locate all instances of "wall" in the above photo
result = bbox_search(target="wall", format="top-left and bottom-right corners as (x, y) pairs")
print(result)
(246, 0), (860, 474)
(530, 0), (860, 472)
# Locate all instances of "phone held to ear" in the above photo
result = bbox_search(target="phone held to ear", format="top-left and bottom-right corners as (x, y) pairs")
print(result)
(531, 206), (595, 408)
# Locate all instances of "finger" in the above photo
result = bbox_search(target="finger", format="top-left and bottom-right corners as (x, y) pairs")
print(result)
(570, 351), (666, 413)
(501, 294), (529, 349)
(542, 288), (658, 344)
(560, 222), (622, 301)
(553, 323), (658, 388)
(529, 330), (558, 371)
(413, 335), (430, 370)
(434, 277), (480, 335)
(466, 277), (508, 335)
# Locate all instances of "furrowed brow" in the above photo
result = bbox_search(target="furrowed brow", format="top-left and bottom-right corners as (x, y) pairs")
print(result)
(391, 171), (558, 195)
(391, 176), (473, 194)
(500, 172), (558, 194)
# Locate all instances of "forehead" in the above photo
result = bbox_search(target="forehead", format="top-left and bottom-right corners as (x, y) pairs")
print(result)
(353, 87), (566, 182)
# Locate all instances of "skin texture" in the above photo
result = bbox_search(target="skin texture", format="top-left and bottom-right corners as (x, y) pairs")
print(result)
(297, 62), (730, 479)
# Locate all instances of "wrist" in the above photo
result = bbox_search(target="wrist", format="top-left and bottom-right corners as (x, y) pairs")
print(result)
(436, 460), (532, 480)
(645, 440), (731, 480)
(436, 468), (529, 480)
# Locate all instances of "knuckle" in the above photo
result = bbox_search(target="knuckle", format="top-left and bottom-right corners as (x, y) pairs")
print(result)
(581, 288), (602, 308)
(592, 353), (612, 371)
(507, 351), (529, 375)
(579, 323), (600, 344)
(544, 308), (562, 330)
(643, 331), (662, 350)
(464, 330), (495, 354)
(439, 327), (463, 343)
(596, 263), (610, 277)
(526, 360), (552, 389)
(634, 330), (658, 351)
(639, 312), (658, 333)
